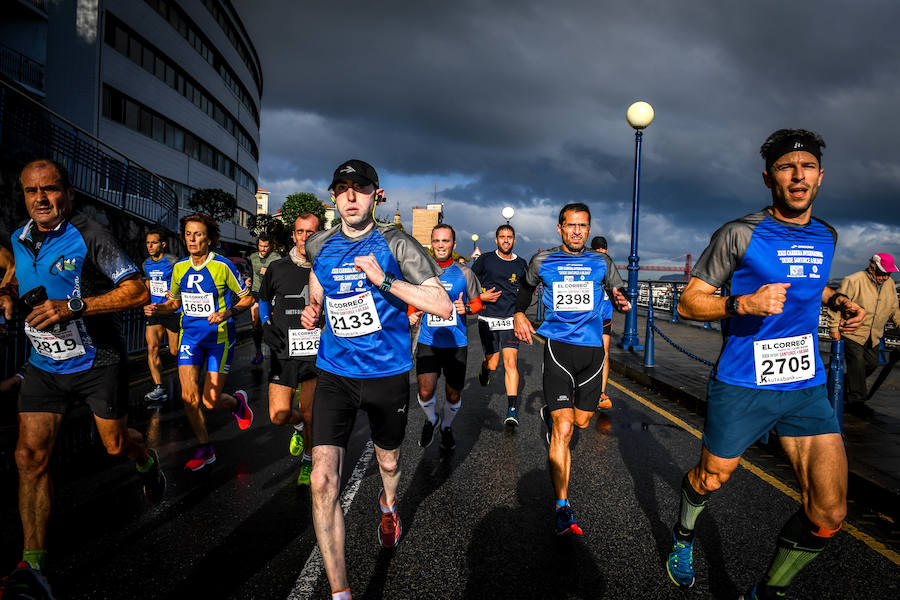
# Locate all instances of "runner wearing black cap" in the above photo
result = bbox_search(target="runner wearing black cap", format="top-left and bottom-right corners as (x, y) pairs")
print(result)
(664, 129), (865, 600)
(301, 159), (452, 600)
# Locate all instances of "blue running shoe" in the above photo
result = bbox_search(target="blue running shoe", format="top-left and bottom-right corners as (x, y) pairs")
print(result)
(555, 505), (583, 536)
(666, 533), (695, 588)
(738, 584), (760, 600)
(504, 406), (519, 426)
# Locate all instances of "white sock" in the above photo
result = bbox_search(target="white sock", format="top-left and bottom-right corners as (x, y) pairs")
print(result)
(293, 422), (304, 432)
(332, 589), (352, 600)
(442, 399), (461, 428)
(417, 394), (437, 424)
(301, 452), (311, 462)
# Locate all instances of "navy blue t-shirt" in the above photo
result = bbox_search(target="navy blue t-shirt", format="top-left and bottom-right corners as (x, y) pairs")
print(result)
(471, 250), (527, 319)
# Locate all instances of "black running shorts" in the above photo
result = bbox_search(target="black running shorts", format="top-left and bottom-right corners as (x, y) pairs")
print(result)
(268, 355), (318, 389)
(543, 338), (605, 413)
(146, 312), (180, 333)
(312, 370), (410, 450)
(415, 343), (468, 391)
(477, 320), (519, 355)
(19, 362), (129, 419)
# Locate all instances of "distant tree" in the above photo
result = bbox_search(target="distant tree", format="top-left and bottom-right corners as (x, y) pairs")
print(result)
(188, 188), (237, 222)
(282, 193), (324, 228)
(248, 213), (289, 250)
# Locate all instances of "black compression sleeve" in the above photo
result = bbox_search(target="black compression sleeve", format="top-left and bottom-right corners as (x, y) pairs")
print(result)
(514, 279), (537, 313)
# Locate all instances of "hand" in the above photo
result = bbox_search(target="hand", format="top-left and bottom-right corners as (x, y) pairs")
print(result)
(739, 283), (791, 316)
(144, 303), (159, 317)
(25, 299), (72, 331)
(354, 253), (386, 287)
(830, 330), (842, 341)
(0, 295), (13, 320)
(208, 310), (228, 325)
(262, 321), (286, 351)
(409, 310), (423, 327)
(513, 312), (535, 344)
(0, 375), (22, 394)
(453, 292), (466, 315)
(611, 287), (631, 312)
(480, 287), (501, 303)
(836, 298), (865, 334)
(302, 301), (322, 330)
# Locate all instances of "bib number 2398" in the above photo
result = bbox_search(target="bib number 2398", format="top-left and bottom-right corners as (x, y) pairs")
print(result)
(753, 334), (815, 385)
(552, 281), (594, 312)
(326, 291), (382, 337)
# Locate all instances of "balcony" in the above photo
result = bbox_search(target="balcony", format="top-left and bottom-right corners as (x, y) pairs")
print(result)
(0, 79), (178, 232)
(0, 42), (45, 94)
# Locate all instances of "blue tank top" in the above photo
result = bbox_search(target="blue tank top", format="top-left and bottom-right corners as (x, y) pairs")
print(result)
(143, 254), (178, 304)
(418, 263), (481, 348)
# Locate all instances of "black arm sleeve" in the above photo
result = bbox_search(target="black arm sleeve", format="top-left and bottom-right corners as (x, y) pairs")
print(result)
(514, 279), (537, 313)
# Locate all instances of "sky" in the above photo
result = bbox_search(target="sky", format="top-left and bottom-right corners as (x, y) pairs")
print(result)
(241, 0), (900, 279)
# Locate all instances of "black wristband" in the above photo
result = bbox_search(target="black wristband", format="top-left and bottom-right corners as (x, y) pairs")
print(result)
(826, 292), (848, 312)
(725, 295), (741, 316)
(379, 272), (396, 294)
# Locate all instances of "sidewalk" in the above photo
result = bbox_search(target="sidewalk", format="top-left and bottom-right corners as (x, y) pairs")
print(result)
(607, 311), (900, 500)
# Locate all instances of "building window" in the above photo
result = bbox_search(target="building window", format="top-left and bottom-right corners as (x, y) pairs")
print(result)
(102, 85), (257, 193)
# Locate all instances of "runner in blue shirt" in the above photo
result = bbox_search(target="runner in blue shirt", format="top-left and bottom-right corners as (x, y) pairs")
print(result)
(410, 224), (484, 452)
(141, 229), (180, 404)
(300, 159), (452, 600)
(514, 202), (630, 536)
(0, 160), (165, 598)
(663, 129), (865, 600)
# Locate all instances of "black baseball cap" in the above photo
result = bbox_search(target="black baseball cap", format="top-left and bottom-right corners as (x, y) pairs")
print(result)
(328, 159), (379, 190)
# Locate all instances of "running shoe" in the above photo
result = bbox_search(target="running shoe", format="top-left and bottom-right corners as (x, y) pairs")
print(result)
(251, 350), (264, 365)
(144, 385), (168, 404)
(0, 562), (55, 599)
(477, 366), (491, 387)
(440, 427), (456, 451)
(419, 415), (441, 448)
(666, 533), (695, 588)
(289, 429), (304, 456)
(541, 404), (552, 446)
(184, 444), (216, 471)
(738, 585), (760, 600)
(138, 448), (167, 503)
(232, 390), (254, 430)
(505, 406), (519, 426)
(377, 490), (402, 549)
(296, 457), (313, 486)
(596, 393), (612, 411)
(555, 505), (583, 536)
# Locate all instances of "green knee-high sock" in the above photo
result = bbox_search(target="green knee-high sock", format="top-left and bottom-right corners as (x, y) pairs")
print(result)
(759, 509), (838, 597)
(673, 473), (710, 541)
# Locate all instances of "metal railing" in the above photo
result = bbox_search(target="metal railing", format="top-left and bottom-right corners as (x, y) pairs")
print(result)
(0, 79), (178, 232)
(0, 43), (45, 92)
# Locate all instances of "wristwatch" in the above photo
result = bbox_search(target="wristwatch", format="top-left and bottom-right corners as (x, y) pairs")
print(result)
(725, 295), (741, 316)
(67, 297), (86, 318)
(379, 272), (396, 294)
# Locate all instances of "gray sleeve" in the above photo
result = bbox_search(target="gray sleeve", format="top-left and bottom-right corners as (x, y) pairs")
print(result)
(525, 248), (554, 286)
(691, 213), (761, 288)
(382, 225), (444, 284)
(460, 265), (481, 301)
(304, 227), (341, 265)
(600, 252), (625, 290)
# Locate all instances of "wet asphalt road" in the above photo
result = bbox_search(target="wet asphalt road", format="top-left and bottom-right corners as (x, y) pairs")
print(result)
(1, 324), (899, 599)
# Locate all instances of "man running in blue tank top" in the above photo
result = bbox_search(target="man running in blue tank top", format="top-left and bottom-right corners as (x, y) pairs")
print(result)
(301, 160), (453, 600)
(514, 202), (630, 536)
(664, 129), (865, 600)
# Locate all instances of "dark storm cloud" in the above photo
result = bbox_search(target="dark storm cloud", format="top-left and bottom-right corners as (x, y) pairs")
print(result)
(242, 0), (900, 276)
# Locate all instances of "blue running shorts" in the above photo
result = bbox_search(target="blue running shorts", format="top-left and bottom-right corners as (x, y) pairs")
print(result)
(178, 333), (235, 373)
(702, 379), (840, 459)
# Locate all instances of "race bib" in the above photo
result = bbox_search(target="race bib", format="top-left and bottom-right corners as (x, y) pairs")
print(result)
(481, 316), (513, 331)
(288, 328), (320, 357)
(552, 280), (594, 312)
(182, 292), (215, 317)
(326, 291), (382, 337)
(149, 279), (168, 297)
(753, 334), (815, 385)
(427, 310), (458, 328)
(25, 321), (86, 360)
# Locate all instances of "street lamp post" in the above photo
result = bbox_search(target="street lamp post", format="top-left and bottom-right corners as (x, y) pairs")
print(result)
(471, 233), (479, 252)
(619, 101), (654, 351)
(502, 206), (515, 224)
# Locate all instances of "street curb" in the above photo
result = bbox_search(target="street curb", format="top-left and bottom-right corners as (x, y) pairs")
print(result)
(608, 356), (900, 515)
